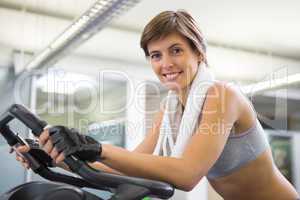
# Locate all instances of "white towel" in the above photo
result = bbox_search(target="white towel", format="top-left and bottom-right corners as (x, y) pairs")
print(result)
(153, 63), (215, 157)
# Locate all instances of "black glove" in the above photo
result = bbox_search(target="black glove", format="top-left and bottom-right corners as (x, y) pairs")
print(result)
(25, 139), (55, 167)
(49, 126), (102, 162)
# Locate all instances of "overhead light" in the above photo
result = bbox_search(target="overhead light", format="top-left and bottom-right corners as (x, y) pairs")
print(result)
(27, 48), (51, 70)
(263, 89), (300, 100)
(24, 0), (141, 71)
(242, 73), (300, 96)
(95, 1), (110, 7)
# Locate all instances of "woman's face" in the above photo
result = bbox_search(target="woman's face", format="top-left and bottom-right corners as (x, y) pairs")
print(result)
(147, 32), (201, 92)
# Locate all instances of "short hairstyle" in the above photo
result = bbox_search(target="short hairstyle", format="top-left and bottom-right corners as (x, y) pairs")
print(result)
(140, 10), (207, 64)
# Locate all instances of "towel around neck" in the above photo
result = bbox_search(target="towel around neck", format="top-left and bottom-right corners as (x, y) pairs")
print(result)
(153, 63), (215, 157)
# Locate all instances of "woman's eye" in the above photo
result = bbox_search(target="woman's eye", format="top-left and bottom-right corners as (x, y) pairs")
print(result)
(172, 48), (182, 55)
(150, 53), (161, 60)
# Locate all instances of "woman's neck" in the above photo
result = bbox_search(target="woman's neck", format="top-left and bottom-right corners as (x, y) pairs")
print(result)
(176, 87), (189, 109)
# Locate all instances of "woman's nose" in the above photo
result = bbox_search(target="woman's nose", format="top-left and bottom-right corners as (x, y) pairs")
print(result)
(161, 54), (174, 69)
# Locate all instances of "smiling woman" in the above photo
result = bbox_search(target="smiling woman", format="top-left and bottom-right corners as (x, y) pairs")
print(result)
(138, 10), (299, 199)
(147, 33), (200, 94)
(140, 10), (207, 63)
(13, 10), (300, 200)
(140, 10), (208, 103)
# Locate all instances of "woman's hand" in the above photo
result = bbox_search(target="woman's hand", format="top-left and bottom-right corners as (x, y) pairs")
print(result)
(39, 126), (102, 164)
(10, 145), (30, 169)
(39, 128), (64, 164)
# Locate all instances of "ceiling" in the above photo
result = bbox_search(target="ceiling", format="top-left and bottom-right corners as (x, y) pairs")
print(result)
(0, 0), (299, 83)
(0, 0), (299, 85)
(119, 0), (300, 60)
(1, 0), (299, 59)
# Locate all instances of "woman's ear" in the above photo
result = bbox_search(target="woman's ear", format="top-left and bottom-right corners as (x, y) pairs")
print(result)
(198, 54), (203, 65)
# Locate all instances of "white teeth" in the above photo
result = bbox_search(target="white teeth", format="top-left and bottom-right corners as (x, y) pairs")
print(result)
(164, 72), (181, 80)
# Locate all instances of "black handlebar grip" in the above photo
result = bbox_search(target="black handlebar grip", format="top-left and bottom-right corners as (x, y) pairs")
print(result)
(9, 104), (48, 136)
(0, 125), (19, 146)
(0, 125), (42, 171)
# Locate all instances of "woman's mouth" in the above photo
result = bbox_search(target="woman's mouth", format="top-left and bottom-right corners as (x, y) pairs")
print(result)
(162, 71), (183, 81)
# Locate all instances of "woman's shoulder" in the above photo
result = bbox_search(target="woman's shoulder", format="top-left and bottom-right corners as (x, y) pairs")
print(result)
(207, 81), (257, 125)
(204, 81), (246, 117)
(206, 81), (241, 101)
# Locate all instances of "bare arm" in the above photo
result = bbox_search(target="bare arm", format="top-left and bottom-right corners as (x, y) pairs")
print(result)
(99, 83), (242, 191)
(87, 109), (164, 174)
(40, 83), (241, 191)
(87, 161), (124, 175)
(15, 109), (164, 176)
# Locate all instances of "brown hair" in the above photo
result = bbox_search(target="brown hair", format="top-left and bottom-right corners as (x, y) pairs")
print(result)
(140, 10), (207, 64)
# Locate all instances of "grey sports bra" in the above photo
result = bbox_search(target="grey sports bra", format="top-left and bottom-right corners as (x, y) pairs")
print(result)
(206, 119), (270, 179)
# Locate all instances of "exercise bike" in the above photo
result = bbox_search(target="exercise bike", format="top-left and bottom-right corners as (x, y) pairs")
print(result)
(0, 104), (174, 200)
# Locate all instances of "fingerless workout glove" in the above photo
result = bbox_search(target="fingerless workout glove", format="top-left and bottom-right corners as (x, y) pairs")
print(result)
(25, 139), (55, 167)
(49, 126), (102, 162)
